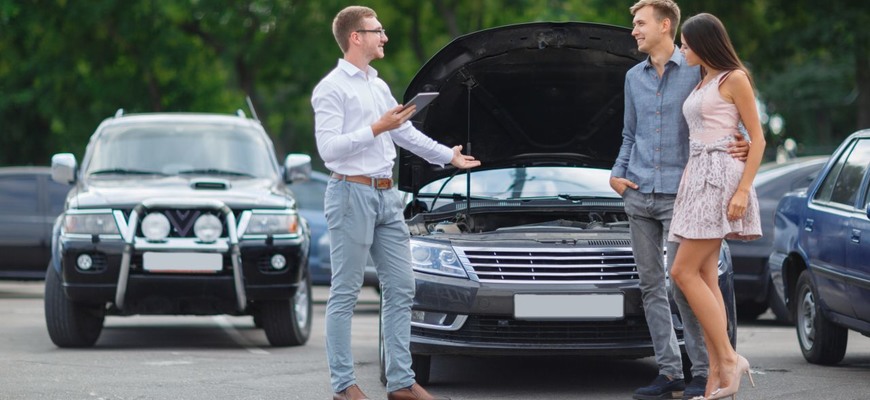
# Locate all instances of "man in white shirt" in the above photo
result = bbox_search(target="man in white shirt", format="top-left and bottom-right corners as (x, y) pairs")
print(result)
(311, 6), (479, 400)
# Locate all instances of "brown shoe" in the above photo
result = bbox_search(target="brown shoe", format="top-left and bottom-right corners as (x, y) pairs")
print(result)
(387, 383), (450, 400)
(333, 384), (369, 400)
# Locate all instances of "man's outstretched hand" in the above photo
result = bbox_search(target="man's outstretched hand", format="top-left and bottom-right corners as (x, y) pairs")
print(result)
(450, 145), (481, 169)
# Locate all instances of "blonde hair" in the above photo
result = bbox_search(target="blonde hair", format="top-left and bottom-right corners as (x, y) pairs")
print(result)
(630, 0), (681, 40)
(332, 6), (377, 53)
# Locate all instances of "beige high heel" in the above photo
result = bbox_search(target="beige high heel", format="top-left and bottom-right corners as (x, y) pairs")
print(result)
(706, 355), (755, 399)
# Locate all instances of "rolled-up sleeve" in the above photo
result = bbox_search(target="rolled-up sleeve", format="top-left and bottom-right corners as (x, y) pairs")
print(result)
(311, 81), (376, 164)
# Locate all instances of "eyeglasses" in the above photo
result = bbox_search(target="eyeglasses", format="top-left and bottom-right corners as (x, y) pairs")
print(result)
(356, 28), (386, 38)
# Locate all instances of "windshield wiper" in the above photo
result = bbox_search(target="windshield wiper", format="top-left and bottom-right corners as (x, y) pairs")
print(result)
(557, 194), (619, 201)
(177, 168), (255, 177)
(89, 168), (166, 176)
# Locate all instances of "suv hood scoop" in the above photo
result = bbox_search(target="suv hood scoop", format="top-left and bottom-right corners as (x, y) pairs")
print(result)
(191, 178), (230, 190)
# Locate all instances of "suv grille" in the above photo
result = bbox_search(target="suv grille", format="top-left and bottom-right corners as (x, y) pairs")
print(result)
(124, 208), (241, 238)
(456, 245), (638, 283)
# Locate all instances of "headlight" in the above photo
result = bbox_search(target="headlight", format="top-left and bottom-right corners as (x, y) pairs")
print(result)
(63, 212), (120, 235)
(193, 214), (222, 243)
(409, 240), (467, 278)
(245, 213), (299, 235)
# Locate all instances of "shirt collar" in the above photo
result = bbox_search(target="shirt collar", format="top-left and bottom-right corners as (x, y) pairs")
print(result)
(337, 58), (379, 79)
(643, 44), (683, 70)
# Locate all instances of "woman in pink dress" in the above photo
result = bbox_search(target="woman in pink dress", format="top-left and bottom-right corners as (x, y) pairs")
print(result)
(668, 13), (766, 400)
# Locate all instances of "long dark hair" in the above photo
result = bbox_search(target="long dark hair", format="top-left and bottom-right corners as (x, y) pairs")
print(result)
(681, 13), (753, 85)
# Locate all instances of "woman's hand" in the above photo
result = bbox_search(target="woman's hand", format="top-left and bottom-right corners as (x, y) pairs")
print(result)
(727, 188), (750, 221)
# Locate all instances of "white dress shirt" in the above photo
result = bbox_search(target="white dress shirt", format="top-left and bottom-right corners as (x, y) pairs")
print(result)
(311, 59), (453, 178)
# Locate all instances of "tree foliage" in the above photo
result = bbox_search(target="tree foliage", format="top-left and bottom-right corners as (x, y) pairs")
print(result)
(0, 0), (864, 167)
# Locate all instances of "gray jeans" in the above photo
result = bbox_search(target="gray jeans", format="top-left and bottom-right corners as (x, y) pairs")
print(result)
(622, 189), (708, 379)
(324, 179), (417, 392)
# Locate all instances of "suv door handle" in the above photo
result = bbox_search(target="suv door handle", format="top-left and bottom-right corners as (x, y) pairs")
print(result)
(804, 218), (814, 232)
(852, 229), (861, 244)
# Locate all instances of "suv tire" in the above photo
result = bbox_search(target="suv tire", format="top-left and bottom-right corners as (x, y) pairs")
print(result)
(260, 268), (312, 347)
(44, 267), (105, 347)
(795, 270), (847, 364)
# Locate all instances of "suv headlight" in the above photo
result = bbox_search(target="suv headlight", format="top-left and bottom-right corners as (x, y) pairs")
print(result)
(410, 240), (467, 278)
(244, 212), (299, 236)
(63, 211), (120, 235)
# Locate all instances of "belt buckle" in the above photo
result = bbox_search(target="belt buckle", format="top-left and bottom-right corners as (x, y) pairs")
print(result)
(375, 178), (392, 190)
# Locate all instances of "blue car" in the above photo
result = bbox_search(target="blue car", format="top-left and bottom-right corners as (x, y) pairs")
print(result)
(291, 170), (377, 287)
(768, 129), (870, 365)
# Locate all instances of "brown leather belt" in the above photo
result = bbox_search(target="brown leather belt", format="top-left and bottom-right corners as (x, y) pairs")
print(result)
(331, 173), (393, 190)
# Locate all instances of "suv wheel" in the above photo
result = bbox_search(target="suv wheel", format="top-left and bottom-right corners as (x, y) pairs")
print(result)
(260, 268), (312, 347)
(44, 267), (105, 347)
(795, 270), (847, 364)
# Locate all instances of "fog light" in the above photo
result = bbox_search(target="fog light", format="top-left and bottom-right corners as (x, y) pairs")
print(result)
(194, 214), (222, 243)
(270, 254), (287, 270)
(141, 213), (170, 241)
(77, 254), (93, 270)
(411, 310), (448, 325)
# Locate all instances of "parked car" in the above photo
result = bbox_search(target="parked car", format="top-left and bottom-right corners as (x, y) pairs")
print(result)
(768, 129), (870, 365)
(292, 170), (378, 287)
(45, 111), (312, 348)
(727, 156), (828, 321)
(0, 167), (69, 280)
(378, 22), (737, 384)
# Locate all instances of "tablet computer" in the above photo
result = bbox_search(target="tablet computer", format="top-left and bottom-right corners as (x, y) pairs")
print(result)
(403, 92), (439, 118)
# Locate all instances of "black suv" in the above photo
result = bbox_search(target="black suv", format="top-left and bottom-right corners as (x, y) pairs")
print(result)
(45, 111), (312, 348)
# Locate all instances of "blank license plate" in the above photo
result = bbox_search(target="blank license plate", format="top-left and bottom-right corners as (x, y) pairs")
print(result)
(143, 252), (222, 273)
(514, 293), (624, 320)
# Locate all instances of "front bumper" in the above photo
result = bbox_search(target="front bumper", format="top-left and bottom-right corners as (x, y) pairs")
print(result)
(58, 200), (308, 315)
(409, 272), (674, 358)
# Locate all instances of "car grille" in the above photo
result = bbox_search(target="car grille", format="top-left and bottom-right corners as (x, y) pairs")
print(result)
(412, 315), (677, 346)
(455, 245), (638, 283)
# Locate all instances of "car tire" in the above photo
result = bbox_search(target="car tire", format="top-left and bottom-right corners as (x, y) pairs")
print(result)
(411, 354), (431, 385)
(260, 268), (312, 347)
(795, 270), (847, 365)
(44, 267), (105, 348)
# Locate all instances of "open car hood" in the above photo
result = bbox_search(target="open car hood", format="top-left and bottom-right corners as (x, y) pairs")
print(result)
(398, 22), (643, 193)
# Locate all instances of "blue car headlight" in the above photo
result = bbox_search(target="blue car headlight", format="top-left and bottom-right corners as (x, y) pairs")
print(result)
(409, 239), (467, 278)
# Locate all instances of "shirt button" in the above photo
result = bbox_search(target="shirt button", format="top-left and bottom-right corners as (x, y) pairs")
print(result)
(656, 92), (661, 96)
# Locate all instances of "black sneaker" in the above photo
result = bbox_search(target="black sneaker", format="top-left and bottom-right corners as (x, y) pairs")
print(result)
(633, 374), (685, 400)
(682, 375), (707, 400)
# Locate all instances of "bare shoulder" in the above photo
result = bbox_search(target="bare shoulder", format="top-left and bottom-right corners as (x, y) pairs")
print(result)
(720, 70), (753, 101)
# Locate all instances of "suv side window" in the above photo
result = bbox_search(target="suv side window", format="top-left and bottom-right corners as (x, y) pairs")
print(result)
(0, 175), (39, 215)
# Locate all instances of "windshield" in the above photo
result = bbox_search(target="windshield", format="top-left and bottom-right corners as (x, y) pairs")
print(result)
(84, 122), (278, 178)
(417, 166), (617, 200)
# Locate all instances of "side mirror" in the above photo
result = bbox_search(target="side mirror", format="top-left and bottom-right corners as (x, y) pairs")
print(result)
(866, 204), (870, 219)
(51, 153), (77, 184)
(284, 153), (312, 183)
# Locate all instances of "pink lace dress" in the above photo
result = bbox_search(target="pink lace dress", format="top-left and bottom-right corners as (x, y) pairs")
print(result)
(669, 71), (761, 242)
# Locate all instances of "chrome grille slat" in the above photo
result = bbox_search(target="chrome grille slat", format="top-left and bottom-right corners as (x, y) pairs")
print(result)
(456, 246), (638, 283)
